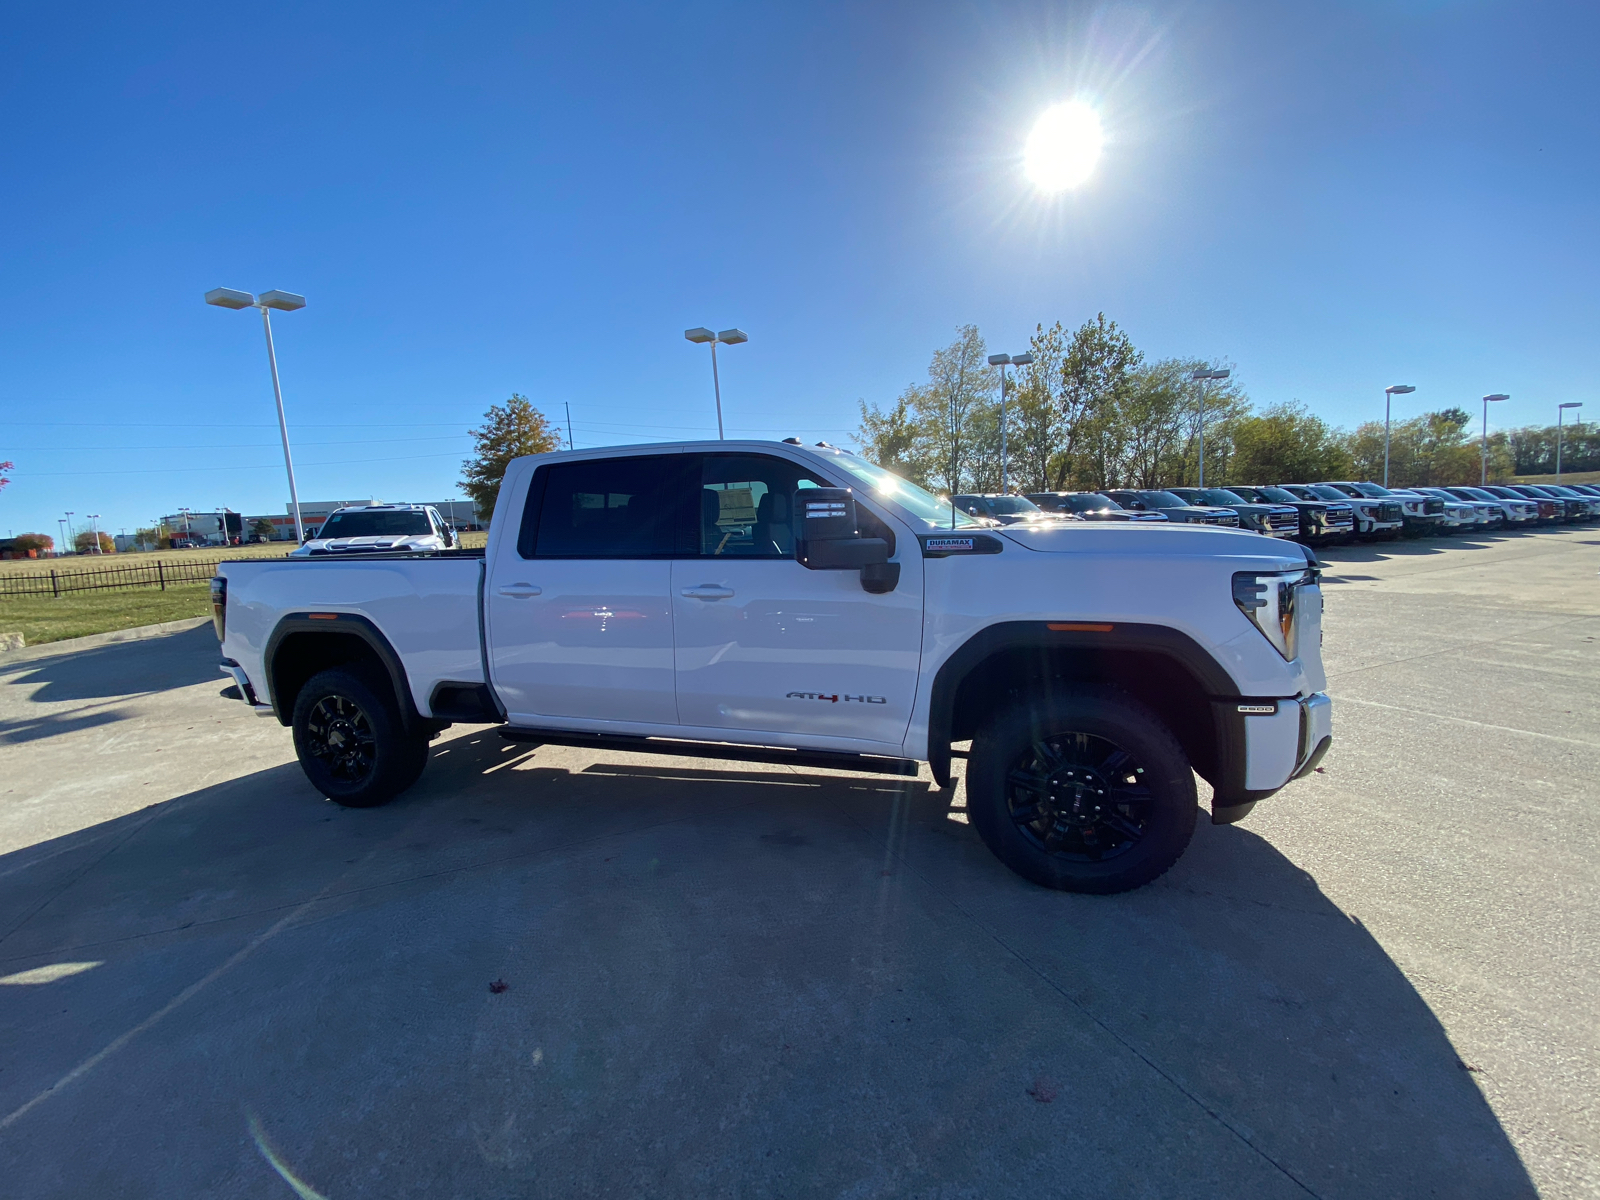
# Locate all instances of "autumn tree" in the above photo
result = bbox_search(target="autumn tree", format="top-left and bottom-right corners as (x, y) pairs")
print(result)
(74, 530), (115, 554)
(14, 532), (53, 554)
(460, 394), (562, 522)
(1228, 402), (1351, 484)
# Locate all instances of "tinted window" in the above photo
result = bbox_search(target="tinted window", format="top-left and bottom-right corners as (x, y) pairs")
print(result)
(521, 455), (692, 558)
(1256, 487), (1302, 503)
(1198, 489), (1249, 505)
(1134, 491), (1188, 509)
(319, 510), (432, 538)
(696, 454), (826, 557)
(985, 496), (1042, 515)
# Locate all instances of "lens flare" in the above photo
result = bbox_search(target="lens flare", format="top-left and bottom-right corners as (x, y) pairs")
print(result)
(1024, 102), (1104, 192)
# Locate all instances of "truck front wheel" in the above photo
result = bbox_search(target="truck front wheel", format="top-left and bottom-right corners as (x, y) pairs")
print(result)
(292, 667), (430, 807)
(966, 689), (1197, 894)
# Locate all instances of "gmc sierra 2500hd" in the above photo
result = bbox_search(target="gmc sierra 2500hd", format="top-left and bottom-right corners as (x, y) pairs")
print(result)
(213, 440), (1332, 894)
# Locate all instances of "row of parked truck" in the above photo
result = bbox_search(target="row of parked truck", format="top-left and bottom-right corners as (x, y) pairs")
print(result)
(950, 478), (1600, 544)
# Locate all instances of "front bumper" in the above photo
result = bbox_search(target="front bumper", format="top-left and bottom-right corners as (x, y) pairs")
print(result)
(1211, 691), (1333, 824)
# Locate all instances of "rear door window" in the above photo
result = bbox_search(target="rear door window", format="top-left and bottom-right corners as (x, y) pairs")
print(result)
(519, 455), (695, 558)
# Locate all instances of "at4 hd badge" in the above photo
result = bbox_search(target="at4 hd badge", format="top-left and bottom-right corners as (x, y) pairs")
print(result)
(786, 692), (887, 704)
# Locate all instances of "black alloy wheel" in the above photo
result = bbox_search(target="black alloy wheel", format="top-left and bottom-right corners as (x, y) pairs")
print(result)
(304, 693), (378, 784)
(292, 667), (430, 807)
(1005, 733), (1152, 862)
(967, 688), (1197, 893)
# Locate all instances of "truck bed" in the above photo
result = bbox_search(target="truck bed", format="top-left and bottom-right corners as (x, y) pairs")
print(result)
(221, 554), (486, 718)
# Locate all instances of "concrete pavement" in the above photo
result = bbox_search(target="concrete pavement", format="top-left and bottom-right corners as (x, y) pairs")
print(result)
(0, 526), (1594, 1197)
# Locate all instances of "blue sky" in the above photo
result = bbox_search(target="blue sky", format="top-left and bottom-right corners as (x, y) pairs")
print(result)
(2, 0), (1595, 538)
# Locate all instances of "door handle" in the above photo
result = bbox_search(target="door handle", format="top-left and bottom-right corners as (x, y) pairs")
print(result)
(680, 585), (735, 599)
(498, 584), (542, 598)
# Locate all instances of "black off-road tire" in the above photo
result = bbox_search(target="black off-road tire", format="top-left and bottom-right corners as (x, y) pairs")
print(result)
(966, 688), (1198, 894)
(292, 667), (430, 808)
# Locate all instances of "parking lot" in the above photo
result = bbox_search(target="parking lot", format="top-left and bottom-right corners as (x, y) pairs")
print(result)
(0, 526), (1594, 1198)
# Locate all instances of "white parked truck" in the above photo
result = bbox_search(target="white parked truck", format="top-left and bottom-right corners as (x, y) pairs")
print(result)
(214, 441), (1332, 893)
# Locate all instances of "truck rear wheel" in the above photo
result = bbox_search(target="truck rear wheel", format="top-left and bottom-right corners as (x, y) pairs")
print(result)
(292, 667), (429, 808)
(966, 689), (1197, 894)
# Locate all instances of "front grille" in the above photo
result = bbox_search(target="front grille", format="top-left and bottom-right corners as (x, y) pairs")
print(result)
(1212, 514), (1240, 527)
(1424, 499), (1444, 515)
(1268, 512), (1299, 533)
(1379, 502), (1402, 521)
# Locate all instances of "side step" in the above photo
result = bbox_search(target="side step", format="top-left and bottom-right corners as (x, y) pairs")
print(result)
(497, 727), (920, 777)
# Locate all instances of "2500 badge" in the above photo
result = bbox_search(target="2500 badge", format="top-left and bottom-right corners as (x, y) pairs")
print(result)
(786, 692), (887, 704)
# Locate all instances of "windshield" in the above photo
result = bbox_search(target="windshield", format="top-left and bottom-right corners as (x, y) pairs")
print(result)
(1197, 488), (1248, 505)
(1134, 491), (1189, 509)
(1256, 486), (1303, 503)
(827, 453), (983, 528)
(985, 496), (1043, 515)
(1065, 494), (1122, 512)
(1305, 485), (1348, 501)
(1351, 483), (1391, 497)
(318, 510), (433, 538)
(1454, 487), (1494, 500)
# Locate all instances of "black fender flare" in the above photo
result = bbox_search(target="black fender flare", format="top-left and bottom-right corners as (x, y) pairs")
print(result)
(263, 612), (425, 733)
(924, 620), (1244, 789)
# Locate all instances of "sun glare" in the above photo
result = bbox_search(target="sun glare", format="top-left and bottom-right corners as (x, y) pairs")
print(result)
(1024, 102), (1104, 192)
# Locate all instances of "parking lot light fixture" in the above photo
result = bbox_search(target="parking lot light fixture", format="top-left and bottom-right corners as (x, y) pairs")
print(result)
(205, 288), (308, 542)
(1557, 402), (1583, 478)
(1189, 368), (1231, 487)
(86, 514), (102, 554)
(1481, 394), (1510, 485)
(684, 326), (748, 440)
(1383, 385), (1416, 487)
(987, 352), (1034, 492)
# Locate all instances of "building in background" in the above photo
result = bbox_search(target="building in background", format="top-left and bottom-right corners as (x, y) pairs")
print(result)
(235, 499), (483, 542)
(158, 511), (243, 547)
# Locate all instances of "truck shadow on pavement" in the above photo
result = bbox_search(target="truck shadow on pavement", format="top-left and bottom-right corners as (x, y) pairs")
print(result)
(0, 731), (1537, 1199)
(0, 624), (221, 705)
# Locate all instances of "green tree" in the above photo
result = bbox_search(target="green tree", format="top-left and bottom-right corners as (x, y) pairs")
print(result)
(855, 392), (929, 487)
(1007, 323), (1068, 493)
(251, 518), (276, 542)
(1055, 314), (1143, 490)
(74, 530), (115, 554)
(1228, 402), (1351, 485)
(460, 394), (562, 522)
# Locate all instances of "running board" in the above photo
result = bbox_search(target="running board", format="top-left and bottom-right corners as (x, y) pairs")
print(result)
(497, 727), (920, 777)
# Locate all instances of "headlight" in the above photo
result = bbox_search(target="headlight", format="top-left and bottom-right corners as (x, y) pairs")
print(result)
(1232, 569), (1312, 660)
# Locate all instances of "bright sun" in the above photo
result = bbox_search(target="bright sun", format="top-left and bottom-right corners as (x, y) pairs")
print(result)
(1024, 102), (1104, 192)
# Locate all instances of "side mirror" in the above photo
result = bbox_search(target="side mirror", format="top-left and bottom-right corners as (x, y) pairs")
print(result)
(792, 487), (898, 593)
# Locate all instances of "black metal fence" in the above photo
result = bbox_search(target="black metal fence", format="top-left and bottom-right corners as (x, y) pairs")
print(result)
(0, 557), (227, 598)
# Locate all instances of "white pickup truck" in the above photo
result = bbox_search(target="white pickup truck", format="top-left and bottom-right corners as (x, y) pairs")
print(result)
(213, 440), (1332, 894)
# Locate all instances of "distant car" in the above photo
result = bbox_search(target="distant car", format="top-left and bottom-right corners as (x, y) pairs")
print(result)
(1531, 483), (1600, 519)
(1500, 485), (1592, 522)
(1297, 483), (1405, 539)
(1227, 486), (1354, 544)
(1480, 485), (1564, 524)
(1100, 489), (1241, 528)
(1444, 486), (1540, 527)
(1025, 492), (1168, 522)
(169, 536), (203, 549)
(1272, 485), (1377, 541)
(1166, 487), (1300, 538)
(950, 494), (1072, 526)
(289, 503), (458, 558)
(1564, 483), (1600, 500)
(1319, 481), (1443, 537)
(1411, 487), (1500, 530)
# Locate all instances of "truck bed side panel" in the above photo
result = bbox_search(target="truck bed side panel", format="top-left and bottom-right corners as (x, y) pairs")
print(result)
(222, 559), (484, 717)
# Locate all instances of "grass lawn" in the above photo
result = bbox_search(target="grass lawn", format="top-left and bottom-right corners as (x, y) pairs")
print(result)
(0, 586), (212, 647)
(0, 542), (291, 577)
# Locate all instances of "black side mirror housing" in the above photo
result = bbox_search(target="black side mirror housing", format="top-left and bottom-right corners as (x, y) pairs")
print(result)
(793, 487), (898, 592)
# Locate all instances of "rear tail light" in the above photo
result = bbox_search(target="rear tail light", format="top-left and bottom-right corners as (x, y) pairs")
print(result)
(210, 575), (226, 642)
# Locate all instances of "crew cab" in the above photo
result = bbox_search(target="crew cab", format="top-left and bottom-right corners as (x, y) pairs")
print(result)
(213, 441), (1332, 895)
(1026, 492), (1168, 522)
(290, 502), (457, 557)
(951, 493), (1070, 526)
(1165, 487), (1300, 538)
(1101, 489), (1242, 528)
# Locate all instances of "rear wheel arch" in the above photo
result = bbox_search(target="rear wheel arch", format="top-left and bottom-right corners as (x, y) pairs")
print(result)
(265, 614), (424, 734)
(926, 622), (1239, 790)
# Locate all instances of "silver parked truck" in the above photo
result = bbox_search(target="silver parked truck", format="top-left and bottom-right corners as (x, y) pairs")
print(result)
(214, 441), (1332, 894)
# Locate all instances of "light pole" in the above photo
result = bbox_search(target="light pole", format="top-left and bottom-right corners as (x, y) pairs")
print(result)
(987, 352), (1035, 493)
(1481, 394), (1510, 484)
(1189, 368), (1231, 487)
(64, 511), (75, 554)
(1383, 385), (1416, 487)
(1557, 402), (1584, 479)
(206, 288), (308, 542)
(86, 514), (102, 554)
(56, 519), (67, 557)
(684, 327), (749, 439)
